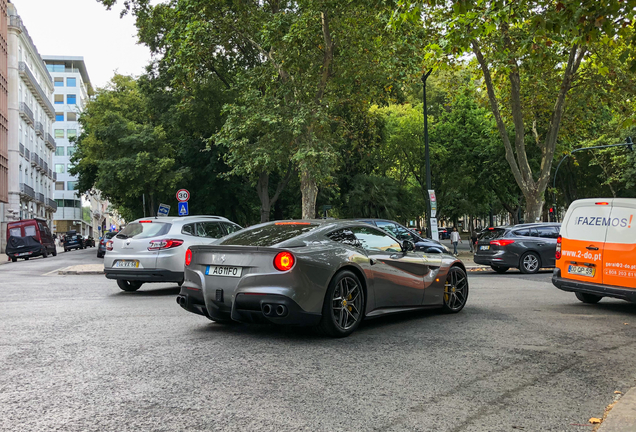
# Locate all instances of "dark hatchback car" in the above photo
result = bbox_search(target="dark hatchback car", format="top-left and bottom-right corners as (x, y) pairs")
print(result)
(473, 223), (561, 274)
(63, 232), (85, 252)
(356, 219), (450, 254)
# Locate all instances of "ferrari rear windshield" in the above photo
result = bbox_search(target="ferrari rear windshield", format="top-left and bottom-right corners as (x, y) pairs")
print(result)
(218, 223), (319, 246)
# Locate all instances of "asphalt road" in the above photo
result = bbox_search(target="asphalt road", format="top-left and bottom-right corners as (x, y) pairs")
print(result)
(1, 248), (636, 431)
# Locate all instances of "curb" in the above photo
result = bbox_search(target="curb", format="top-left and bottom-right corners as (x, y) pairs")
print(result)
(57, 270), (104, 275)
(597, 387), (636, 432)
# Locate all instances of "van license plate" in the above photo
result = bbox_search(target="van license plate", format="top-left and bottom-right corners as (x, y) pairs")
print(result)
(479, 245), (490, 251)
(206, 266), (242, 277)
(568, 265), (595, 277)
(114, 260), (139, 268)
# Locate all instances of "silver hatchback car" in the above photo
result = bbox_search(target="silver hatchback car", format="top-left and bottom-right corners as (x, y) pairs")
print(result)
(104, 216), (242, 291)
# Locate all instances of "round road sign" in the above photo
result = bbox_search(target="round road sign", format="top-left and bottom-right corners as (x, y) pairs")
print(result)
(176, 189), (190, 202)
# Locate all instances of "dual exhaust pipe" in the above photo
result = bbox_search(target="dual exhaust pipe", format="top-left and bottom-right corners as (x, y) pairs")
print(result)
(176, 295), (186, 307)
(262, 303), (287, 317)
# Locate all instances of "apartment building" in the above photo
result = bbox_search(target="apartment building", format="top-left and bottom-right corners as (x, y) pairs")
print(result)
(42, 55), (98, 236)
(0, 0), (8, 252)
(2, 3), (56, 252)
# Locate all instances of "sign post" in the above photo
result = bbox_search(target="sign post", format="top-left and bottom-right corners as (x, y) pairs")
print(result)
(176, 189), (190, 216)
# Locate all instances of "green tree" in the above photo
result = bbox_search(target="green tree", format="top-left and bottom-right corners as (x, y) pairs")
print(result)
(397, 0), (636, 221)
(71, 75), (185, 219)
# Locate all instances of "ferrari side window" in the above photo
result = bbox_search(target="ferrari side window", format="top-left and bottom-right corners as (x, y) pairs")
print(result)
(351, 226), (401, 253)
(327, 229), (361, 248)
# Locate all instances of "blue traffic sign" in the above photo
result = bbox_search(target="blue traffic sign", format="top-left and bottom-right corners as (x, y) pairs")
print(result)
(178, 202), (189, 216)
(157, 203), (171, 217)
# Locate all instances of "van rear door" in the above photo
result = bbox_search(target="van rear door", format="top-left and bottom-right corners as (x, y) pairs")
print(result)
(601, 199), (636, 289)
(558, 199), (611, 285)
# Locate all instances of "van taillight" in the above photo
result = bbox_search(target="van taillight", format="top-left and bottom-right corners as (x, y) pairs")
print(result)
(555, 236), (562, 260)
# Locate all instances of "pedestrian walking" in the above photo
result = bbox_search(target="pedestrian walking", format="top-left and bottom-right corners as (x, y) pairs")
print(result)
(471, 229), (479, 253)
(450, 227), (462, 255)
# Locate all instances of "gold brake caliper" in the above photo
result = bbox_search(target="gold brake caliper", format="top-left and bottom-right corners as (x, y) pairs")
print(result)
(444, 280), (451, 302)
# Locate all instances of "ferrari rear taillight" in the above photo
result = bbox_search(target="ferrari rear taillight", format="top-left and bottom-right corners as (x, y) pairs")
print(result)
(274, 251), (295, 271)
(106, 240), (113, 251)
(556, 235), (562, 260)
(185, 248), (192, 266)
(490, 239), (515, 247)
(148, 239), (184, 251)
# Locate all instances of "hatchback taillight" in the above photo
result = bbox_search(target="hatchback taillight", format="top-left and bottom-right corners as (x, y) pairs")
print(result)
(185, 248), (192, 266)
(490, 239), (515, 246)
(148, 239), (184, 251)
(106, 240), (113, 251)
(556, 235), (562, 260)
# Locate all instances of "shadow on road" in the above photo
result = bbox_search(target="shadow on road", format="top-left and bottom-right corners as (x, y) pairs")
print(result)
(113, 286), (181, 297)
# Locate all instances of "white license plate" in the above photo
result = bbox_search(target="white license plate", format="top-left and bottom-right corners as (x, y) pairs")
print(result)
(114, 260), (139, 268)
(18, 252), (31, 256)
(206, 265), (242, 277)
(568, 265), (595, 277)
(479, 245), (490, 251)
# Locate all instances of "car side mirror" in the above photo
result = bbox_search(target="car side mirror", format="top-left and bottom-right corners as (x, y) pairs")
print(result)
(402, 240), (415, 253)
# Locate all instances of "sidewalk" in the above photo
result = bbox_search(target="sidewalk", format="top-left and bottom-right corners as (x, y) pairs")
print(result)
(57, 264), (103, 275)
(597, 387), (636, 432)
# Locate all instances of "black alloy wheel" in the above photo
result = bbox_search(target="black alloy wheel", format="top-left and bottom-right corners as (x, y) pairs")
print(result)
(117, 280), (143, 292)
(442, 266), (469, 313)
(52, 248), (57, 257)
(575, 292), (602, 304)
(319, 270), (365, 338)
(11, 257), (17, 262)
(491, 266), (509, 274)
(520, 252), (541, 274)
(41, 247), (48, 258)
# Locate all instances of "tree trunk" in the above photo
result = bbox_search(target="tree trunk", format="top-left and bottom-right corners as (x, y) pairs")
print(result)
(256, 171), (271, 223)
(524, 192), (543, 223)
(300, 169), (318, 219)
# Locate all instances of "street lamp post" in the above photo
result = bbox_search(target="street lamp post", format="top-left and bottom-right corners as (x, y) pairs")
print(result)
(422, 69), (433, 237)
(553, 137), (633, 221)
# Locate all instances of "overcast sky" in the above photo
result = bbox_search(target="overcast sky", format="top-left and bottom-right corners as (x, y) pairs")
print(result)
(11, 0), (154, 89)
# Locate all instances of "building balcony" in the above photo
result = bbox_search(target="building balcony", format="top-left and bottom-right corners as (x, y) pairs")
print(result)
(53, 172), (57, 181)
(43, 160), (49, 173)
(24, 148), (30, 162)
(36, 192), (44, 204)
(19, 143), (24, 156)
(47, 198), (57, 212)
(35, 121), (44, 137)
(48, 168), (52, 179)
(45, 133), (56, 150)
(19, 62), (55, 119)
(19, 183), (35, 201)
(19, 102), (34, 125)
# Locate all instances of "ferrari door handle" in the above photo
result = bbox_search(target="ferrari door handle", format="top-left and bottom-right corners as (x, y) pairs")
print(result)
(586, 245), (599, 250)
(369, 258), (376, 265)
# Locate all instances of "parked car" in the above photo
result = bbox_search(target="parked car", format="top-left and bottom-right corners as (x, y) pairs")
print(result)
(63, 231), (85, 252)
(85, 236), (96, 247)
(356, 219), (450, 254)
(177, 220), (468, 337)
(473, 223), (561, 274)
(5, 218), (57, 262)
(438, 228), (451, 240)
(97, 231), (118, 258)
(104, 216), (243, 291)
(553, 198), (636, 304)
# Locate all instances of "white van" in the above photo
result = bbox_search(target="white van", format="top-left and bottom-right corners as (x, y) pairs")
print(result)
(552, 198), (636, 303)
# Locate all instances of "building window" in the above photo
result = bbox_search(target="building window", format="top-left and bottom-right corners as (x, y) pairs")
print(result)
(55, 112), (64, 121)
(67, 129), (77, 139)
(67, 77), (76, 87)
(54, 94), (63, 104)
(55, 182), (64, 190)
(67, 94), (76, 104)
(54, 77), (64, 87)
(55, 146), (64, 156)
(55, 199), (63, 206)
(64, 199), (75, 207)
(55, 164), (65, 173)
(54, 129), (64, 138)
(67, 146), (76, 156)
(47, 64), (65, 73)
(67, 163), (74, 171)
(67, 181), (78, 191)
(67, 112), (77, 121)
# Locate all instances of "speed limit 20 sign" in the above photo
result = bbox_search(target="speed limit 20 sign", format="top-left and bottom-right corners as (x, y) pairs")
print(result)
(176, 189), (190, 202)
